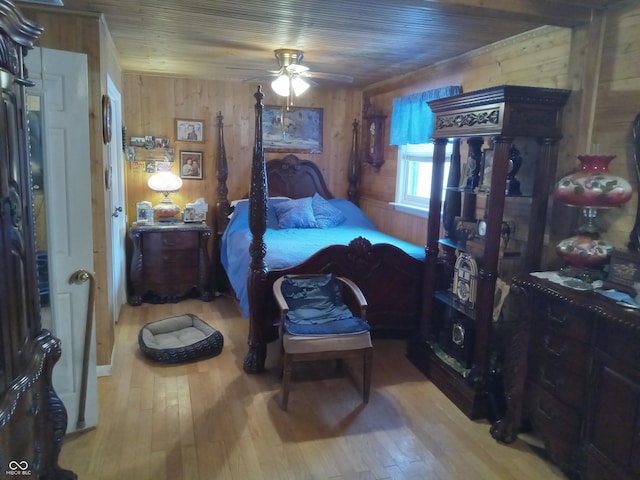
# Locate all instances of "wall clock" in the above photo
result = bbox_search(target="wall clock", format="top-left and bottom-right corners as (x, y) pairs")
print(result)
(452, 252), (478, 307)
(364, 104), (387, 171)
(102, 94), (112, 144)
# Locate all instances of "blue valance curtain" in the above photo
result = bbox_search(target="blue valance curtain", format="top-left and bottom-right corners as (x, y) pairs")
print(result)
(389, 85), (462, 145)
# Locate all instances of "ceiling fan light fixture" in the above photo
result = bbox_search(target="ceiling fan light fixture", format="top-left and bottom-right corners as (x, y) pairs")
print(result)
(292, 76), (310, 96)
(271, 74), (290, 97)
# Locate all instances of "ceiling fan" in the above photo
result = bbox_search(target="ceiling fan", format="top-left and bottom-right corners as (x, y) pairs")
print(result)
(237, 49), (354, 105)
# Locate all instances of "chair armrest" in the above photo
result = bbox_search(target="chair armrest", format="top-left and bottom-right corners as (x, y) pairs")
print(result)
(337, 276), (368, 320)
(272, 276), (290, 316)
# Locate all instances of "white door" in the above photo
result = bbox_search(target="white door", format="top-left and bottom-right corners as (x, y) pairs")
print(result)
(107, 76), (126, 325)
(26, 47), (98, 433)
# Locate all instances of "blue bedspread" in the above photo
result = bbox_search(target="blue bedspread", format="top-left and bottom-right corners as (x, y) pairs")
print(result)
(220, 198), (425, 317)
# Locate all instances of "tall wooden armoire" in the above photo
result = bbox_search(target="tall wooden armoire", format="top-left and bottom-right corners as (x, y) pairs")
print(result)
(0, 2), (76, 478)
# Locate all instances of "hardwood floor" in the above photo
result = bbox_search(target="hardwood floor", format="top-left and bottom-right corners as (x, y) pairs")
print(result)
(58, 295), (566, 479)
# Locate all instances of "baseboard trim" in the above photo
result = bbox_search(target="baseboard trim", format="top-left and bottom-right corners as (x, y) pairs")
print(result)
(96, 364), (112, 377)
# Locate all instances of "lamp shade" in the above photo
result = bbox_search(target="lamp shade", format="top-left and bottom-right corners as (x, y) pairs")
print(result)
(554, 155), (632, 208)
(291, 76), (309, 96)
(271, 75), (290, 97)
(148, 171), (182, 222)
(148, 171), (183, 193)
(271, 74), (310, 97)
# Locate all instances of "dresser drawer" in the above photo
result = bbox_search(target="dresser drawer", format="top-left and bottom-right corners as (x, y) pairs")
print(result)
(532, 295), (593, 343)
(144, 266), (200, 284)
(530, 328), (590, 375)
(528, 357), (586, 412)
(525, 381), (581, 443)
(143, 231), (199, 252)
(144, 250), (198, 268)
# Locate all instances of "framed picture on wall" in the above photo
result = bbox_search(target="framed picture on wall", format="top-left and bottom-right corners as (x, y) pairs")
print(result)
(176, 119), (204, 143)
(180, 150), (203, 179)
(262, 106), (323, 153)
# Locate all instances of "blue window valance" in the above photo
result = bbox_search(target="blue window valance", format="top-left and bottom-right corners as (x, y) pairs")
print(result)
(389, 85), (462, 146)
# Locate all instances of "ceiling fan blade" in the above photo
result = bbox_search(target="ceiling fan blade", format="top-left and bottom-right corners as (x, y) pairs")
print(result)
(242, 74), (279, 82)
(286, 64), (309, 74)
(302, 71), (354, 83)
(226, 66), (281, 74)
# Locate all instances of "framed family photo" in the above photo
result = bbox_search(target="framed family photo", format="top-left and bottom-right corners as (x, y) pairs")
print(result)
(180, 150), (203, 179)
(176, 119), (204, 143)
(262, 106), (323, 153)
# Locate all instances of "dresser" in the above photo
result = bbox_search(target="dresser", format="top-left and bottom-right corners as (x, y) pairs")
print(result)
(129, 223), (212, 305)
(491, 273), (640, 480)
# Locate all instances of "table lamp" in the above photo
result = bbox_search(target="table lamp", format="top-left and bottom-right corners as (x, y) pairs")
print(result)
(554, 153), (632, 268)
(147, 171), (183, 222)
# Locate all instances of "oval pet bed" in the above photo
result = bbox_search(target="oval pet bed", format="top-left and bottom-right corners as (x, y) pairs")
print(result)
(138, 313), (224, 364)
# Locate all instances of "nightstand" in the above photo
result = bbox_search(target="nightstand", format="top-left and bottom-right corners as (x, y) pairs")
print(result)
(129, 222), (212, 305)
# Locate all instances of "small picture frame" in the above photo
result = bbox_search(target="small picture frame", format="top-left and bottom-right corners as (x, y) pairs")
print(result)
(130, 136), (145, 147)
(155, 161), (172, 172)
(478, 147), (494, 193)
(183, 207), (197, 223)
(176, 119), (204, 143)
(125, 146), (136, 161)
(136, 201), (154, 225)
(180, 150), (203, 179)
(603, 250), (640, 296)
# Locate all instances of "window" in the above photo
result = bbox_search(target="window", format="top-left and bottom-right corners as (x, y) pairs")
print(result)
(393, 141), (453, 215)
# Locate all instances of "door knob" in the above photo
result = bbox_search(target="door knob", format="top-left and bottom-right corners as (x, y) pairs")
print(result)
(112, 206), (123, 217)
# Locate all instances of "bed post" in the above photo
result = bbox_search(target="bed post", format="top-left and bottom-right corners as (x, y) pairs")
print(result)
(244, 86), (269, 373)
(215, 111), (231, 236)
(348, 118), (360, 205)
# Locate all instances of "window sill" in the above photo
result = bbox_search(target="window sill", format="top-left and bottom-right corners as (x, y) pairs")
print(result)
(389, 202), (429, 218)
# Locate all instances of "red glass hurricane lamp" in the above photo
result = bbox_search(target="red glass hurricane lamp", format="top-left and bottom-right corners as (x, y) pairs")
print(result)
(554, 154), (632, 268)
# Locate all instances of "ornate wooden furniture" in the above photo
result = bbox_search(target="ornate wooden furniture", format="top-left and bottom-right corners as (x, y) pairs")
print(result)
(491, 273), (640, 480)
(129, 222), (212, 305)
(0, 2), (76, 478)
(408, 85), (571, 419)
(217, 88), (424, 374)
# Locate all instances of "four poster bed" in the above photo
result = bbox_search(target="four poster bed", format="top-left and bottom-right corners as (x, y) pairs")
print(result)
(216, 89), (425, 373)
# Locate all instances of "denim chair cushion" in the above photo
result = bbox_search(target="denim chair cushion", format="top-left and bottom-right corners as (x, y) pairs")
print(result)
(281, 274), (370, 335)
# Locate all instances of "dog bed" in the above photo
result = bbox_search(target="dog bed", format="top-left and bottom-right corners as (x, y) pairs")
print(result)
(138, 313), (224, 363)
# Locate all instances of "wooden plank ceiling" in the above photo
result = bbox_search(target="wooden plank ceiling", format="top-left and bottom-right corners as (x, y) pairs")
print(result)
(26, 0), (625, 88)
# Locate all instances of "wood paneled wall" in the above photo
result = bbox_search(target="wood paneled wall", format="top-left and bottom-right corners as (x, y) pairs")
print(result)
(122, 76), (361, 233)
(590, 1), (640, 251)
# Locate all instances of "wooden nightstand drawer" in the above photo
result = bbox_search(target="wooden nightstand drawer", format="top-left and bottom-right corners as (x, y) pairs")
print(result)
(144, 250), (198, 268)
(144, 231), (199, 252)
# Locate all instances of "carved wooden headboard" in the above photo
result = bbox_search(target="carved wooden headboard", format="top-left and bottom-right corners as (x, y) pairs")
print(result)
(266, 154), (334, 199)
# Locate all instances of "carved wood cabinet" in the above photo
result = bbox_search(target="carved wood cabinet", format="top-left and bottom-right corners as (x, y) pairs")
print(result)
(0, 2), (75, 478)
(492, 273), (640, 480)
(129, 223), (212, 305)
(408, 85), (570, 419)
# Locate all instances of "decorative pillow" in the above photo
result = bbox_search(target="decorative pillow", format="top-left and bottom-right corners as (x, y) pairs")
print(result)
(273, 197), (318, 229)
(312, 193), (346, 228)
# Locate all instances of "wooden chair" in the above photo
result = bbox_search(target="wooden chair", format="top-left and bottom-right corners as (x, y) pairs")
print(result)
(273, 274), (373, 411)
